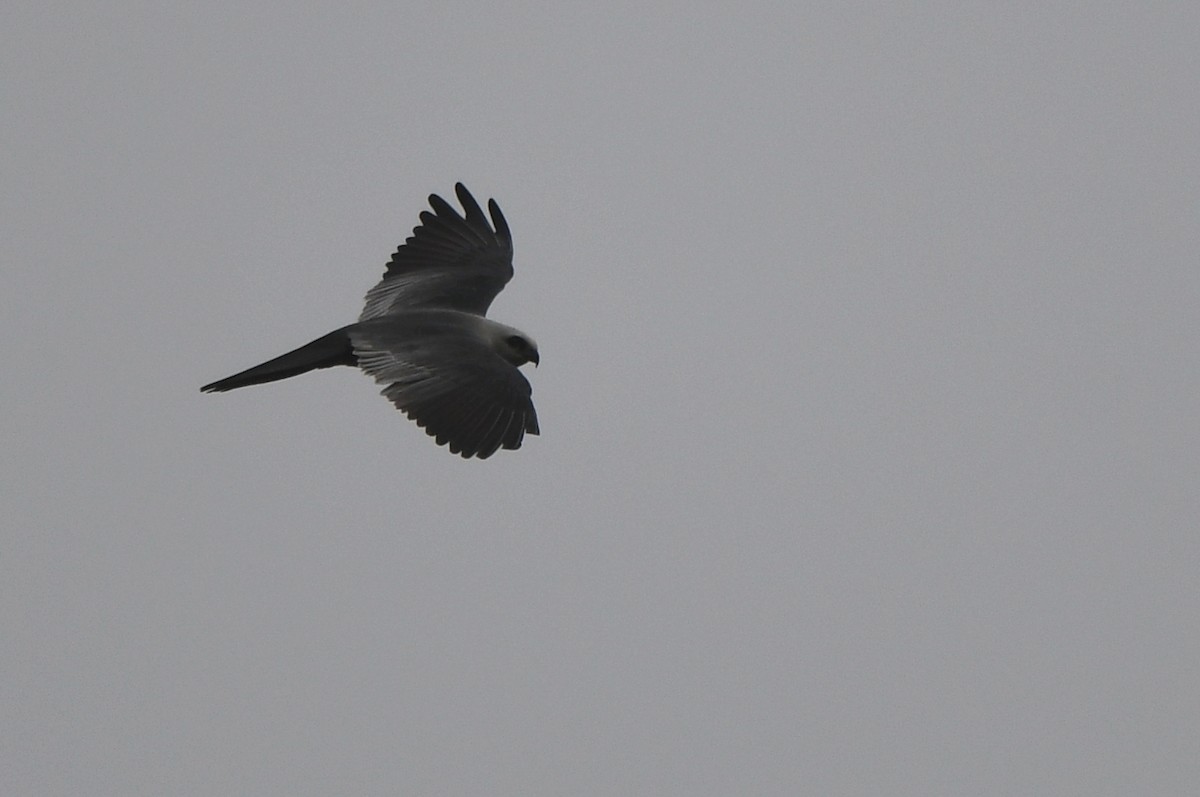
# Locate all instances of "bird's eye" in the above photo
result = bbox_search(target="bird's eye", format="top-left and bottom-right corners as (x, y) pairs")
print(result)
(506, 335), (527, 351)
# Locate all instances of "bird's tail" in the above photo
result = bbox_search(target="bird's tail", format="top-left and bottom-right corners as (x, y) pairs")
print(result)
(200, 327), (356, 393)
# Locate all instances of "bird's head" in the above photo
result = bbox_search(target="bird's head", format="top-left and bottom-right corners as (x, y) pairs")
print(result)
(501, 333), (539, 367)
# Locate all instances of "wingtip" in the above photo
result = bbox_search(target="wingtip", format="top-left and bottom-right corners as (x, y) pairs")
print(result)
(488, 198), (511, 243)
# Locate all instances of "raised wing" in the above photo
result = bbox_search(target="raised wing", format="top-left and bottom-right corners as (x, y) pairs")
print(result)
(359, 183), (514, 320)
(350, 321), (538, 459)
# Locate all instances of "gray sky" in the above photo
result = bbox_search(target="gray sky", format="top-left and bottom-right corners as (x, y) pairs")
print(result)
(4, 3), (1198, 795)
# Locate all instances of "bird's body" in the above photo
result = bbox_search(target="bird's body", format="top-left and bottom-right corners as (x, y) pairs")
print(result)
(201, 184), (539, 459)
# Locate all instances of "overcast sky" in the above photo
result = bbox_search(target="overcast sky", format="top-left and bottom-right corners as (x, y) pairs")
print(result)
(4, 3), (1198, 795)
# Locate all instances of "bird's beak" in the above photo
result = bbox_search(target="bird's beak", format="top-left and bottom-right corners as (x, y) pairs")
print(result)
(530, 351), (540, 367)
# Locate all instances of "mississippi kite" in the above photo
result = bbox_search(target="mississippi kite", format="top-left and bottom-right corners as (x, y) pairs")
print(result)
(201, 183), (539, 459)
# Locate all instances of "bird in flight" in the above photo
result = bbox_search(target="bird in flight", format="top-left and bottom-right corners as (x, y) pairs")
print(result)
(201, 183), (539, 459)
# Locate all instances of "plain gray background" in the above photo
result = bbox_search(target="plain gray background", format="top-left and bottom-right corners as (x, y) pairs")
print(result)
(4, 3), (1197, 795)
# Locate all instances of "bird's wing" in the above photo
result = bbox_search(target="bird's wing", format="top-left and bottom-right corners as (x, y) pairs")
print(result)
(350, 322), (538, 459)
(359, 183), (514, 320)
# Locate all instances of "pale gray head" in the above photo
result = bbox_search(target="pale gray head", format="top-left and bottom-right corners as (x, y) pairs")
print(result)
(499, 331), (539, 367)
(475, 317), (539, 368)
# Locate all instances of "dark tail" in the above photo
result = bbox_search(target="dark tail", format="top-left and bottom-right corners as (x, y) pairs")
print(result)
(201, 327), (356, 393)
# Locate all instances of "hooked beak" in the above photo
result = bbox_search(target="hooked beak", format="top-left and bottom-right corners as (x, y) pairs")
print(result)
(529, 351), (539, 367)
